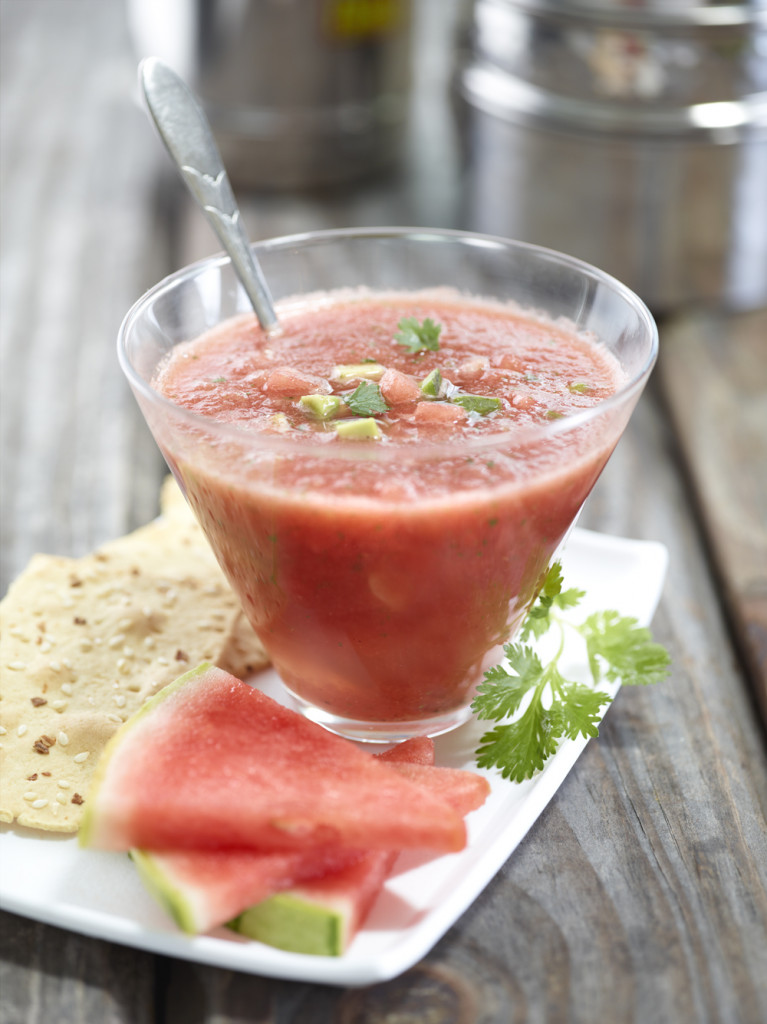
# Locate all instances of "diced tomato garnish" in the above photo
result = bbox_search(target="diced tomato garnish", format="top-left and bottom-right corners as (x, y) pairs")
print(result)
(264, 368), (331, 398)
(380, 368), (421, 406)
(414, 402), (468, 426)
(454, 356), (489, 384)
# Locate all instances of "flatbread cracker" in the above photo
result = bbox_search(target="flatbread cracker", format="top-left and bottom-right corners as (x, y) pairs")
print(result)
(0, 479), (269, 833)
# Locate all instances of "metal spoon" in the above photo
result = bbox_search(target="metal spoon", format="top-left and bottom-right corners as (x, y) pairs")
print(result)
(139, 57), (279, 334)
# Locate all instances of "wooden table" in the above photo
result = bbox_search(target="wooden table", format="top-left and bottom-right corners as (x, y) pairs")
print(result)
(2, 4), (766, 1022)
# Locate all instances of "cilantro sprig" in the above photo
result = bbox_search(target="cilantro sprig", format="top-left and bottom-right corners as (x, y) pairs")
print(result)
(472, 562), (670, 782)
(395, 317), (441, 354)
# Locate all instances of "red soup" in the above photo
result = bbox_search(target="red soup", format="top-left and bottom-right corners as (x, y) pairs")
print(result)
(154, 291), (625, 730)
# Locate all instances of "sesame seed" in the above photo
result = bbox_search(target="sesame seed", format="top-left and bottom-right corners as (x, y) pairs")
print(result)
(113, 694), (126, 708)
(56, 793), (67, 804)
(58, 731), (69, 746)
(40, 640), (52, 653)
(61, 597), (74, 608)
(49, 660), (61, 671)
(106, 713), (123, 723)
(116, 658), (126, 669)
(122, 646), (134, 657)
(51, 803), (59, 815)
(31, 799), (49, 809)
(57, 780), (70, 788)
(61, 683), (73, 696)
(73, 751), (90, 763)
(24, 792), (37, 801)
(108, 635), (126, 649)
(50, 700), (67, 711)
(9, 628), (28, 640)
(0, 726), (6, 736)
(17, 724), (28, 737)
(143, 636), (155, 649)
(7, 661), (27, 671)
(156, 657), (169, 666)
(117, 618), (133, 631)
(62, 658), (73, 669)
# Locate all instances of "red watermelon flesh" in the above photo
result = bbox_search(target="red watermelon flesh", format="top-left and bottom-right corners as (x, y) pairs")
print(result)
(80, 665), (467, 854)
(377, 735), (435, 766)
(385, 762), (490, 816)
(130, 739), (434, 935)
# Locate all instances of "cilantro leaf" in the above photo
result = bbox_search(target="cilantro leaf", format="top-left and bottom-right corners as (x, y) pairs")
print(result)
(519, 562), (585, 641)
(556, 681), (611, 740)
(581, 611), (671, 687)
(395, 317), (441, 354)
(473, 645), (543, 722)
(344, 380), (389, 417)
(475, 706), (561, 783)
(450, 394), (501, 416)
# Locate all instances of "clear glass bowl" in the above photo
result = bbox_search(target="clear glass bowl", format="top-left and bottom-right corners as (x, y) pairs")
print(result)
(118, 227), (658, 742)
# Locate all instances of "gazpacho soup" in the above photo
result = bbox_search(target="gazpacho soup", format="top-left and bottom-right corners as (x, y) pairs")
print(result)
(152, 288), (627, 735)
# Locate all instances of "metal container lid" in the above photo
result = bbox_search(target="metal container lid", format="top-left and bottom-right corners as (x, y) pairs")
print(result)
(495, 1), (767, 29)
(458, 57), (767, 141)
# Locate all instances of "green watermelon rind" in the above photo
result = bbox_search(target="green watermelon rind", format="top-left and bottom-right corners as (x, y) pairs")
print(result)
(229, 892), (347, 957)
(78, 662), (214, 849)
(130, 849), (199, 935)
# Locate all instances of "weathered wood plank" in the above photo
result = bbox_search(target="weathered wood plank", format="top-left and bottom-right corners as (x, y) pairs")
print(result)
(0, 0), (170, 597)
(658, 309), (767, 727)
(0, 911), (156, 1024)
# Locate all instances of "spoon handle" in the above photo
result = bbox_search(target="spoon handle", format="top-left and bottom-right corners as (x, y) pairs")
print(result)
(139, 57), (279, 334)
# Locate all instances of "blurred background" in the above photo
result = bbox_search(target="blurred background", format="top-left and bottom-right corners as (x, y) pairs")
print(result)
(1, 0), (766, 590)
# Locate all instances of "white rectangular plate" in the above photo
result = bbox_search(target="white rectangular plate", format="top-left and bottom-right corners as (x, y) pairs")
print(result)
(0, 528), (668, 987)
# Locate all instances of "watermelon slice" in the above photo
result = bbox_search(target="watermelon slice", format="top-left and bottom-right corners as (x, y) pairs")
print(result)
(130, 740), (435, 938)
(80, 664), (467, 854)
(228, 738), (443, 954)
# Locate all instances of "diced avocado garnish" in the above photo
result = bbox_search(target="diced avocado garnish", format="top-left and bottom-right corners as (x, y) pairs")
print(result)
(419, 368), (442, 398)
(450, 394), (501, 416)
(332, 362), (385, 382)
(335, 417), (383, 440)
(298, 394), (342, 420)
(568, 381), (590, 394)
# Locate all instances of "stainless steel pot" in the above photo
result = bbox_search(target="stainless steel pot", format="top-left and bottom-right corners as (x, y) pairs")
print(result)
(456, 0), (767, 311)
(129, 0), (413, 190)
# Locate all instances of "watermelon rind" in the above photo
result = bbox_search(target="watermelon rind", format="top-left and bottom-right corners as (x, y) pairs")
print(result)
(78, 662), (213, 849)
(230, 892), (347, 957)
(130, 849), (199, 935)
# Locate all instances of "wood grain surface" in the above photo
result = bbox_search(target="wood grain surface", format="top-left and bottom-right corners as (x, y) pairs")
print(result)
(2, 3), (766, 1023)
(658, 309), (767, 727)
